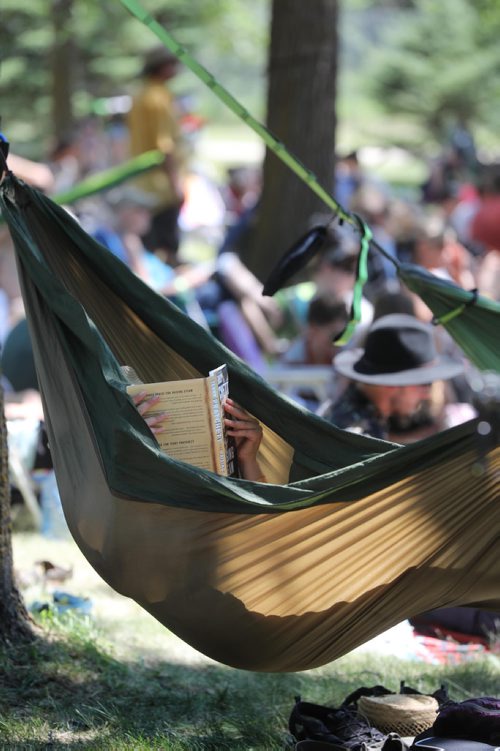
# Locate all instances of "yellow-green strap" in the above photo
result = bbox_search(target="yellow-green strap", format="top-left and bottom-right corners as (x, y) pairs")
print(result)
(53, 149), (165, 205)
(335, 216), (372, 345)
(432, 288), (479, 326)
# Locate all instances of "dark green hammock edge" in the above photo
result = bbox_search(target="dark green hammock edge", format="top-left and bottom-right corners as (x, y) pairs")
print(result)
(1, 174), (499, 516)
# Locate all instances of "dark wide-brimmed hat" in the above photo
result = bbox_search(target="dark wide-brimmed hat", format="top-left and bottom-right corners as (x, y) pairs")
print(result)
(334, 313), (463, 386)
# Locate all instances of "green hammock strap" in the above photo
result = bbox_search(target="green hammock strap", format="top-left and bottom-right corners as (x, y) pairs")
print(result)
(432, 288), (479, 326)
(53, 149), (164, 205)
(335, 215), (372, 346)
(0, 149), (165, 228)
(118, 0), (350, 223)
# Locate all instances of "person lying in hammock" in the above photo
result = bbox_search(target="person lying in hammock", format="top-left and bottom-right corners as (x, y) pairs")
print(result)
(132, 392), (266, 481)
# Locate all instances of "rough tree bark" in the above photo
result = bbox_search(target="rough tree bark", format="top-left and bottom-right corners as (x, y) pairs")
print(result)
(0, 382), (33, 643)
(247, 0), (339, 279)
(51, 0), (75, 141)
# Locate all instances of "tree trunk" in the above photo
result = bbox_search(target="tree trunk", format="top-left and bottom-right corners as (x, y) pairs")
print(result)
(51, 0), (75, 141)
(248, 0), (339, 279)
(0, 382), (33, 643)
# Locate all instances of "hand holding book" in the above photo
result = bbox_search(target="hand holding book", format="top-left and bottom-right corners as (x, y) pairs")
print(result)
(223, 397), (264, 482)
(132, 392), (168, 436)
(131, 389), (265, 481)
(125, 364), (266, 480)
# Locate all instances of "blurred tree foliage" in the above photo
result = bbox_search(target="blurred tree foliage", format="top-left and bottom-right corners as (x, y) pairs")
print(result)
(364, 0), (500, 149)
(0, 0), (268, 156)
(2, 0), (499, 160)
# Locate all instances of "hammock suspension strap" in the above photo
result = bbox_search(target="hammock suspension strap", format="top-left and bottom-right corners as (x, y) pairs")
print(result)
(432, 288), (479, 326)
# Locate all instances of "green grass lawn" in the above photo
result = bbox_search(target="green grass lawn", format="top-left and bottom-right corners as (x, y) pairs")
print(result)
(2, 531), (499, 750)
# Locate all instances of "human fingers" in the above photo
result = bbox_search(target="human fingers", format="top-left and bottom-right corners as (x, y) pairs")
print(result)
(144, 412), (168, 435)
(225, 423), (262, 449)
(133, 392), (161, 415)
(223, 398), (253, 420)
(144, 411), (168, 435)
(226, 420), (262, 439)
(145, 411), (168, 426)
(225, 422), (261, 436)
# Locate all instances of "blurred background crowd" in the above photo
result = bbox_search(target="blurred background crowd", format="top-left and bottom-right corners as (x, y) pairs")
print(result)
(2, 75), (499, 436)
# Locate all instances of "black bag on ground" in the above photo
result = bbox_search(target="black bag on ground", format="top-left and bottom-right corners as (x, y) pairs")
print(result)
(288, 696), (406, 751)
(410, 697), (500, 750)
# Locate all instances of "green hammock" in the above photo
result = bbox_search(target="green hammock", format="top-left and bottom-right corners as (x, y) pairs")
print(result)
(1, 174), (499, 672)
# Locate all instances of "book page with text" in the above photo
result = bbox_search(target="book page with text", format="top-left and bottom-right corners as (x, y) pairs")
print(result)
(127, 379), (216, 471)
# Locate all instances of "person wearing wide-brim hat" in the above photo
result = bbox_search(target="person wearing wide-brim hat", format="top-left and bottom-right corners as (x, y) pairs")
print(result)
(324, 313), (464, 440)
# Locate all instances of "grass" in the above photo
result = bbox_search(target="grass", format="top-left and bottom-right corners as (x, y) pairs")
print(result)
(2, 531), (500, 750)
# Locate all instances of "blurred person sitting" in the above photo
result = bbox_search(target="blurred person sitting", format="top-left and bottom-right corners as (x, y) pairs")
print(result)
(447, 182), (481, 250)
(281, 293), (348, 367)
(270, 220), (374, 349)
(276, 293), (348, 411)
(476, 249), (500, 302)
(194, 201), (286, 364)
(470, 167), (500, 254)
(421, 138), (474, 207)
(312, 223), (374, 327)
(374, 286), (474, 439)
(349, 184), (399, 299)
(87, 187), (212, 328)
(323, 314), (465, 442)
(47, 133), (83, 193)
(2, 319), (59, 524)
(333, 149), (364, 210)
(1, 152), (56, 336)
(1, 318), (39, 395)
(410, 212), (476, 324)
(372, 284), (416, 321)
(317, 283), (418, 415)
(127, 46), (188, 266)
(101, 186), (171, 287)
(221, 166), (262, 227)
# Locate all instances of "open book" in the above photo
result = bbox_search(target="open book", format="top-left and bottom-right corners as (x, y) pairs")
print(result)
(124, 364), (238, 477)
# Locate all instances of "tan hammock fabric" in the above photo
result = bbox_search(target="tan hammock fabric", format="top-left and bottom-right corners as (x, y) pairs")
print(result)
(2, 176), (500, 672)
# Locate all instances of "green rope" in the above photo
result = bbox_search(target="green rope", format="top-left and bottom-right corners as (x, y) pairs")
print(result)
(0, 149), (164, 227)
(53, 149), (164, 205)
(432, 288), (479, 326)
(433, 304), (468, 326)
(335, 216), (372, 345)
(117, 0), (351, 224)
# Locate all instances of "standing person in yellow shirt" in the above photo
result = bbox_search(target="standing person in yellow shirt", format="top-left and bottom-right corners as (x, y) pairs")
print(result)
(127, 46), (187, 266)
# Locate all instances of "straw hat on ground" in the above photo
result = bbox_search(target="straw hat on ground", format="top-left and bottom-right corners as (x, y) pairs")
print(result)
(358, 694), (439, 736)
